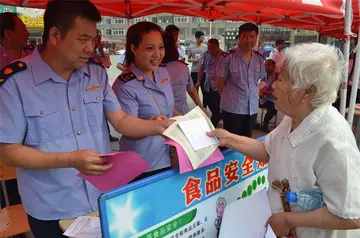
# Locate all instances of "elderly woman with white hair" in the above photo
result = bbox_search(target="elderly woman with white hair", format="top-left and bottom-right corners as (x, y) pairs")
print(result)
(208, 43), (360, 237)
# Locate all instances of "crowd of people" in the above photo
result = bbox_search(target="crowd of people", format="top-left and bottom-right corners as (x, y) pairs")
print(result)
(0, 0), (359, 237)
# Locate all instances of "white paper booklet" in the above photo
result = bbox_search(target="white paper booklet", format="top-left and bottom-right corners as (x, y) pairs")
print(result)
(219, 189), (276, 238)
(163, 106), (219, 169)
(63, 216), (102, 238)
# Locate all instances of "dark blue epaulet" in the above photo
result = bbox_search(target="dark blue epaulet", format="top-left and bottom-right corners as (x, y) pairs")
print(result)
(0, 61), (27, 87)
(254, 50), (265, 60)
(87, 58), (105, 69)
(24, 44), (35, 51)
(222, 48), (235, 57)
(159, 63), (166, 67)
(119, 72), (136, 83)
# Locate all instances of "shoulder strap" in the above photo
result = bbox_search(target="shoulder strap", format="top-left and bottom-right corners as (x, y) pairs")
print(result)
(0, 61), (27, 87)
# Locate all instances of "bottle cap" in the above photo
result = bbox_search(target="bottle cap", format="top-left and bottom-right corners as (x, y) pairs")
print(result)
(285, 192), (297, 203)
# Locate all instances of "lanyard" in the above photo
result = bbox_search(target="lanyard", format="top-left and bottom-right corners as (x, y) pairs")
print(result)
(138, 79), (164, 115)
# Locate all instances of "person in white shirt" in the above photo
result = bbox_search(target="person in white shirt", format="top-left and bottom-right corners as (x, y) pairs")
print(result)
(208, 43), (360, 238)
(269, 39), (285, 73)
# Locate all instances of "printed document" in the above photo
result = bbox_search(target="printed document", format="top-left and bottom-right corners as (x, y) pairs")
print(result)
(163, 106), (219, 169)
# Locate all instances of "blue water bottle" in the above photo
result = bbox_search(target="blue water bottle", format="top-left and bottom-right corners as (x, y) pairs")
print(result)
(285, 190), (324, 211)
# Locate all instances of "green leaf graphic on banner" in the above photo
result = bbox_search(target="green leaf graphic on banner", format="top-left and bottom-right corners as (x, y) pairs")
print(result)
(238, 175), (267, 199)
(139, 209), (197, 238)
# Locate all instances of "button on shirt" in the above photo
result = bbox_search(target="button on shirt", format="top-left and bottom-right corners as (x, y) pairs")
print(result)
(219, 47), (266, 115)
(200, 50), (224, 92)
(112, 63), (174, 171)
(0, 49), (121, 220)
(265, 106), (360, 238)
(166, 61), (194, 115)
(0, 44), (34, 70)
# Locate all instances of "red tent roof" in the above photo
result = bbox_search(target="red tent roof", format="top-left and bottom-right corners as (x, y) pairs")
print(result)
(0, 0), (358, 38)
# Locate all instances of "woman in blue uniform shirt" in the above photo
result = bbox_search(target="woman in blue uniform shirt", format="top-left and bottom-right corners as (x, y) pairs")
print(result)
(162, 31), (203, 115)
(112, 22), (175, 179)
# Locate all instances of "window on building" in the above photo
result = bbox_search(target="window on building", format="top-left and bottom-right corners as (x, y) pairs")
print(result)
(112, 28), (126, 35)
(106, 29), (112, 35)
(111, 18), (125, 24)
(296, 29), (308, 33)
(174, 16), (188, 23)
(179, 27), (187, 35)
(199, 27), (208, 34)
(192, 17), (198, 23)
(262, 28), (271, 34)
(130, 18), (142, 24)
(152, 17), (158, 23)
(199, 18), (206, 23)
(218, 28), (225, 35)
(191, 28), (197, 35)
(106, 19), (111, 24)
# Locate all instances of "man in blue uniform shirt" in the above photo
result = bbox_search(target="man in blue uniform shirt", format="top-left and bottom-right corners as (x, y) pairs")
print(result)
(218, 23), (265, 138)
(0, 1), (172, 237)
(0, 12), (33, 70)
(198, 38), (224, 127)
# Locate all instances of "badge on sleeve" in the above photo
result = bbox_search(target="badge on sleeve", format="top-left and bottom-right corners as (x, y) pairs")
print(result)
(119, 72), (136, 83)
(24, 44), (35, 51)
(161, 78), (168, 84)
(0, 61), (27, 87)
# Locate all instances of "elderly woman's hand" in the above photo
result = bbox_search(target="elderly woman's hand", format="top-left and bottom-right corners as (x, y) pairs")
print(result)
(206, 128), (231, 147)
(267, 212), (295, 238)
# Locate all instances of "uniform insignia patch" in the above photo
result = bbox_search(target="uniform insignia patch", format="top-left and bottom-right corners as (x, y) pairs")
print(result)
(161, 78), (168, 84)
(25, 44), (35, 51)
(0, 61), (27, 87)
(85, 84), (101, 92)
(119, 72), (136, 83)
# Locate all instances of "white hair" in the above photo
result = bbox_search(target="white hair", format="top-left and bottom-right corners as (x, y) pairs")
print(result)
(281, 43), (345, 108)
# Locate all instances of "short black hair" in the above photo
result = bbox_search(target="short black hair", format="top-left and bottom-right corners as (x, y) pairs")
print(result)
(42, 0), (101, 44)
(207, 38), (219, 47)
(195, 31), (204, 39)
(125, 22), (164, 67)
(238, 23), (258, 36)
(235, 34), (239, 40)
(0, 12), (18, 41)
(165, 24), (179, 33)
(275, 39), (285, 46)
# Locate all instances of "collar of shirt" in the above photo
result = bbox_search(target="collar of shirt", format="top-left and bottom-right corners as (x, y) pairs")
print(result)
(130, 63), (166, 92)
(31, 48), (90, 86)
(287, 106), (329, 147)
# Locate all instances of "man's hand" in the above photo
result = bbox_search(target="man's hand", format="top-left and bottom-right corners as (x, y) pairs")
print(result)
(68, 150), (113, 176)
(150, 115), (168, 121)
(206, 128), (231, 147)
(266, 212), (294, 238)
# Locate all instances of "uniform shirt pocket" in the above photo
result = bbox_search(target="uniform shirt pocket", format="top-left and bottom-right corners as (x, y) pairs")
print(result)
(24, 103), (62, 143)
(83, 92), (104, 127)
